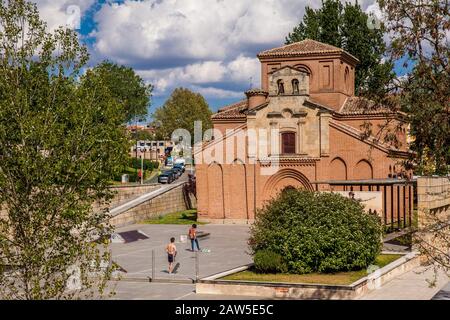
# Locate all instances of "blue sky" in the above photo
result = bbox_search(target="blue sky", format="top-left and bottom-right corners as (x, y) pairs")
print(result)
(33, 0), (404, 121)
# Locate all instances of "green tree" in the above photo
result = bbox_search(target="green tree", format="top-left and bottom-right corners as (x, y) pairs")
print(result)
(379, 0), (449, 175)
(152, 88), (213, 140)
(250, 190), (382, 274)
(132, 130), (154, 141)
(286, 0), (394, 97)
(91, 61), (152, 123)
(378, 0), (450, 283)
(0, 0), (130, 299)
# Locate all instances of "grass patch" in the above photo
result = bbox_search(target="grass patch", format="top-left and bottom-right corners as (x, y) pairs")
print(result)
(221, 254), (403, 285)
(141, 209), (207, 225)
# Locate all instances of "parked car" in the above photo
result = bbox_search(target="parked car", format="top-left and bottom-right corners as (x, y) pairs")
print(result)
(170, 167), (182, 179)
(158, 171), (175, 184)
(173, 164), (185, 173)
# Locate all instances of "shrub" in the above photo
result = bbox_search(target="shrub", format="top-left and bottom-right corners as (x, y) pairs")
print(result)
(129, 158), (159, 171)
(249, 190), (383, 274)
(253, 250), (287, 273)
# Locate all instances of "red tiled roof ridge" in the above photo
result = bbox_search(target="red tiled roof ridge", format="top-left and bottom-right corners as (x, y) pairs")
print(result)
(339, 96), (401, 115)
(257, 39), (359, 63)
(217, 99), (247, 112)
(258, 39), (343, 57)
(213, 99), (248, 120)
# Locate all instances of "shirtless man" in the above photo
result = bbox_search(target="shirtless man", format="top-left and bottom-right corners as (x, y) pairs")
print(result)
(165, 237), (177, 274)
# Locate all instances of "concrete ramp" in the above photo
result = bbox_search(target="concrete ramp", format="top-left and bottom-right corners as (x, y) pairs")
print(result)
(109, 181), (196, 227)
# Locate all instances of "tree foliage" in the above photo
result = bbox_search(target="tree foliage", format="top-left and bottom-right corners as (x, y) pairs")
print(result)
(253, 250), (287, 274)
(131, 129), (154, 141)
(0, 0), (130, 299)
(379, 0), (450, 175)
(249, 190), (383, 274)
(286, 0), (394, 97)
(91, 61), (152, 124)
(152, 88), (212, 140)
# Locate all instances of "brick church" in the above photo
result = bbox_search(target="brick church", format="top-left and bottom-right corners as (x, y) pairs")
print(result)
(195, 39), (410, 224)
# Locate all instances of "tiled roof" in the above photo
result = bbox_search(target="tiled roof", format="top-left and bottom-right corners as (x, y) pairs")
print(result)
(340, 97), (395, 115)
(212, 100), (248, 120)
(257, 39), (358, 62)
(212, 96), (400, 120)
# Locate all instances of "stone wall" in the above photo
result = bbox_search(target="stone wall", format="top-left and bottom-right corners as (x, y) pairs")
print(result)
(1, 183), (196, 229)
(416, 176), (450, 262)
(417, 176), (450, 226)
(110, 183), (197, 227)
(93, 184), (161, 212)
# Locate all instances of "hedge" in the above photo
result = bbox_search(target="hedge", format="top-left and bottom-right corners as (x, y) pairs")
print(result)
(249, 189), (383, 274)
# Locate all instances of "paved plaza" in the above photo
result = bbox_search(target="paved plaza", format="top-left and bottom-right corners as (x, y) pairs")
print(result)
(106, 223), (450, 300)
(359, 266), (449, 300)
(107, 223), (254, 299)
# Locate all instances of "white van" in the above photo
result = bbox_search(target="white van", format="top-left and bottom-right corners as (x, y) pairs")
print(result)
(174, 158), (186, 166)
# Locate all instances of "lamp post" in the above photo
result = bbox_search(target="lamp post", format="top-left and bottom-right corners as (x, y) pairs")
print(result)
(140, 155), (144, 185)
(135, 116), (138, 183)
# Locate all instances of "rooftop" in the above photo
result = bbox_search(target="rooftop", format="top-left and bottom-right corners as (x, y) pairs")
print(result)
(257, 39), (359, 63)
(212, 100), (248, 120)
(339, 97), (398, 115)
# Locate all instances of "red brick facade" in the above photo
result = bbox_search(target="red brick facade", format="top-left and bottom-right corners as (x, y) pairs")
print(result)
(195, 40), (410, 223)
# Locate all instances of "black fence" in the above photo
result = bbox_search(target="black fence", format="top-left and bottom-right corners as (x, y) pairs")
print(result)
(315, 179), (417, 232)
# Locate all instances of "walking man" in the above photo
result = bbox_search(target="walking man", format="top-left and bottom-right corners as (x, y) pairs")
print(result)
(188, 224), (201, 252)
(165, 237), (177, 274)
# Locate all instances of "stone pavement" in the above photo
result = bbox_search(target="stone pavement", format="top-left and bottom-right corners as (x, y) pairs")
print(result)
(108, 282), (263, 300)
(110, 224), (252, 282)
(359, 266), (449, 300)
(107, 223), (255, 300)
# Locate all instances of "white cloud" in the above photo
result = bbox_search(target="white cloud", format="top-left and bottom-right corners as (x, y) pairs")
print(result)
(136, 55), (260, 97)
(92, 0), (308, 63)
(89, 0), (309, 98)
(228, 55), (260, 83)
(190, 86), (244, 99)
(33, 0), (379, 102)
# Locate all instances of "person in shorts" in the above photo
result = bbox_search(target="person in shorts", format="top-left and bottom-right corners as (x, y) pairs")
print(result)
(188, 224), (201, 252)
(165, 237), (177, 274)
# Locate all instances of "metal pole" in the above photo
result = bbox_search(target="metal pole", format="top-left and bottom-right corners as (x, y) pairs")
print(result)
(135, 117), (138, 182)
(151, 249), (155, 282)
(195, 250), (199, 282)
(141, 155), (144, 185)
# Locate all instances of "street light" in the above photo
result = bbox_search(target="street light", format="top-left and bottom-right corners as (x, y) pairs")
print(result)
(140, 155), (144, 185)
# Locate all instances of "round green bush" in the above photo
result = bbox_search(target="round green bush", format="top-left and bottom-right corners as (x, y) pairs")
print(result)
(249, 190), (383, 274)
(253, 249), (287, 273)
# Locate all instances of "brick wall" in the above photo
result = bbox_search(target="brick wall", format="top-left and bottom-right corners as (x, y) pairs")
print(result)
(109, 184), (197, 227)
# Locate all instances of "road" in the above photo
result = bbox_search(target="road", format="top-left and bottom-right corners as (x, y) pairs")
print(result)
(146, 165), (194, 184)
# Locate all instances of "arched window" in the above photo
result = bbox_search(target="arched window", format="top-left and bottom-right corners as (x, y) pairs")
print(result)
(282, 186), (296, 195)
(294, 64), (312, 76)
(292, 79), (299, 94)
(281, 132), (296, 154)
(277, 80), (285, 95)
(354, 159), (373, 179)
